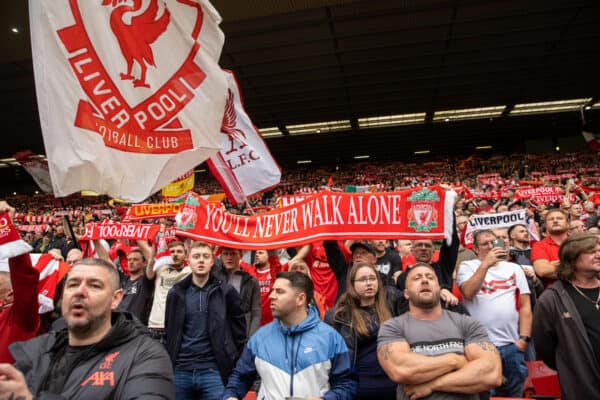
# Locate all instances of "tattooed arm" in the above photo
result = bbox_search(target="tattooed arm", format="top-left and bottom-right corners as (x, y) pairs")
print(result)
(403, 341), (502, 399)
(377, 341), (467, 385)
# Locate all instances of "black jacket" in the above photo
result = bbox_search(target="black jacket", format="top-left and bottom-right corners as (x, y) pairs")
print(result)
(323, 240), (352, 299)
(164, 274), (246, 383)
(533, 280), (600, 400)
(212, 261), (261, 338)
(396, 217), (459, 292)
(325, 285), (399, 363)
(10, 312), (174, 400)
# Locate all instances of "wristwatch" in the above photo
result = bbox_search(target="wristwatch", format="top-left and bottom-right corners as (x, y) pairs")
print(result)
(519, 335), (531, 343)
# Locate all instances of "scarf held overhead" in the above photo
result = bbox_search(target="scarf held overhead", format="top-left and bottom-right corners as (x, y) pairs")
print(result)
(175, 186), (456, 249)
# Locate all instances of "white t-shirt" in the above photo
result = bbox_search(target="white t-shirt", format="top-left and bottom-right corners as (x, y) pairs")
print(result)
(456, 259), (530, 346)
(148, 265), (191, 328)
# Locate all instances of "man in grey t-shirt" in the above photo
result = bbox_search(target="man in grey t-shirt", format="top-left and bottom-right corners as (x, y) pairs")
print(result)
(377, 263), (502, 400)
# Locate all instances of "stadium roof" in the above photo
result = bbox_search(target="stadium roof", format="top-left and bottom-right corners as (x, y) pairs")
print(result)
(0, 0), (598, 176)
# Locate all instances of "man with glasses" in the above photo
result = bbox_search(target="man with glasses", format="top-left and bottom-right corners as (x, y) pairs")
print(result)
(568, 219), (587, 234)
(457, 230), (532, 398)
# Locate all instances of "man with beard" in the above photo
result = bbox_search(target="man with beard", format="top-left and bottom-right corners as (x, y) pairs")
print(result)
(377, 263), (501, 400)
(147, 240), (191, 341)
(508, 224), (532, 266)
(532, 209), (569, 287)
(0, 258), (174, 399)
(508, 224), (543, 310)
(223, 272), (357, 400)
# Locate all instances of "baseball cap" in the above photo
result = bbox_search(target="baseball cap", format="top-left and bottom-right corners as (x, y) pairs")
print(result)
(350, 241), (376, 256)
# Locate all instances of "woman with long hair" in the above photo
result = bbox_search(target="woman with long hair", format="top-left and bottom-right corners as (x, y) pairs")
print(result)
(325, 262), (396, 399)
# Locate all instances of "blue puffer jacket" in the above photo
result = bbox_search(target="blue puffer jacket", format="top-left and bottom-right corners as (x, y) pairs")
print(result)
(222, 306), (357, 400)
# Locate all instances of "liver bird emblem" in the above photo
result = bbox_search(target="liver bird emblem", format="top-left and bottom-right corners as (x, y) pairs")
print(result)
(101, 0), (170, 88)
(221, 89), (247, 154)
(99, 351), (120, 370)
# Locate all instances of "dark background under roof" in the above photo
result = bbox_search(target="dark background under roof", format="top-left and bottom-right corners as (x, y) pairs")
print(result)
(0, 0), (598, 191)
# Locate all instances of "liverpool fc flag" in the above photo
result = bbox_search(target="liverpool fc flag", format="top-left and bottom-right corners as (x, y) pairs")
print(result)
(29, 0), (228, 202)
(208, 70), (281, 204)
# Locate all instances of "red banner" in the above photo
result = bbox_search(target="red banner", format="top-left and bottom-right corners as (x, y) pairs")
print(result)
(124, 203), (183, 222)
(17, 224), (48, 233)
(515, 187), (575, 204)
(81, 223), (160, 241)
(176, 187), (456, 250)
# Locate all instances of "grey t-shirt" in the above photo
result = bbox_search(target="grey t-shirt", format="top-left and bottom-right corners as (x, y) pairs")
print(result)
(378, 310), (489, 400)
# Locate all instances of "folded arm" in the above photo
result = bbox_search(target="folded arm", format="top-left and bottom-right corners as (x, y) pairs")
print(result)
(403, 341), (502, 399)
(377, 341), (466, 385)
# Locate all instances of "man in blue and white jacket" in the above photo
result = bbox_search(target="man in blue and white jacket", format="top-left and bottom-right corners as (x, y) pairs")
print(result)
(222, 271), (357, 400)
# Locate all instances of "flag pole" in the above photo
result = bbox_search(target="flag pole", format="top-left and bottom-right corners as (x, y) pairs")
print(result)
(59, 198), (81, 250)
(244, 200), (255, 216)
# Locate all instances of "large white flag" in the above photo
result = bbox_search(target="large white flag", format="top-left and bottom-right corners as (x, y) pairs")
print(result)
(207, 70), (281, 204)
(29, 0), (228, 202)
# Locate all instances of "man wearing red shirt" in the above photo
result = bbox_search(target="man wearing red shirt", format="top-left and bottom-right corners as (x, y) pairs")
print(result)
(290, 242), (339, 308)
(240, 250), (281, 326)
(532, 209), (569, 287)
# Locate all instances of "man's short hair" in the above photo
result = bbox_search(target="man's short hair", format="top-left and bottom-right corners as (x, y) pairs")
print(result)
(68, 258), (120, 291)
(168, 240), (185, 250)
(545, 208), (569, 222)
(189, 241), (213, 252)
(558, 233), (600, 281)
(404, 262), (437, 280)
(221, 247), (242, 255)
(473, 229), (495, 246)
(128, 248), (146, 262)
(276, 271), (314, 308)
(507, 224), (527, 238)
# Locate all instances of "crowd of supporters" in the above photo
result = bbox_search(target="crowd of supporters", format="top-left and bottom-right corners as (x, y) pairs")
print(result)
(0, 150), (599, 399)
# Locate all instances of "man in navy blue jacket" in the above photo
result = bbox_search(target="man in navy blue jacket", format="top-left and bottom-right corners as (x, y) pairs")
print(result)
(222, 271), (357, 400)
(164, 241), (246, 400)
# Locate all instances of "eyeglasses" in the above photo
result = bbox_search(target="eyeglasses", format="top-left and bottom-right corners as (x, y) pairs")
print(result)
(354, 276), (378, 283)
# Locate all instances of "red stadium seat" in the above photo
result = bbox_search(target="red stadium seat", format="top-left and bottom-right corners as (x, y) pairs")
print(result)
(521, 361), (560, 399)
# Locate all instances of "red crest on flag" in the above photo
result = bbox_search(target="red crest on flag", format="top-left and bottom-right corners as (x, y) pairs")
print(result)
(56, 0), (209, 154)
